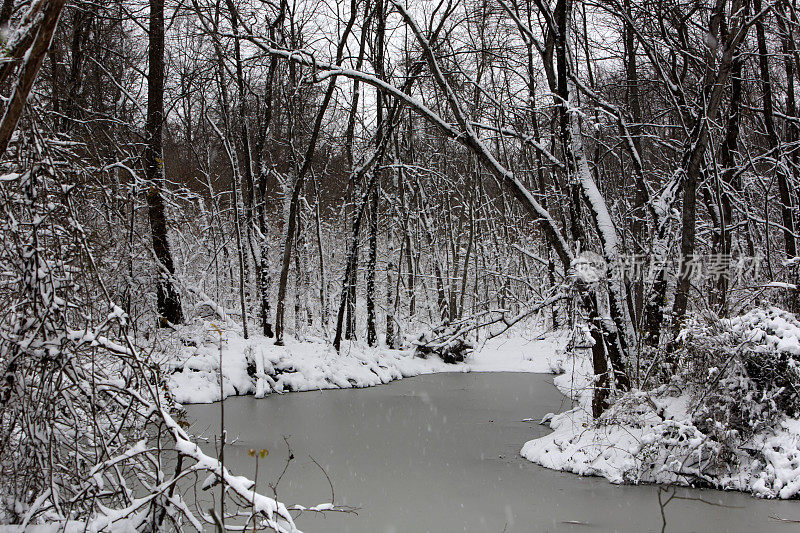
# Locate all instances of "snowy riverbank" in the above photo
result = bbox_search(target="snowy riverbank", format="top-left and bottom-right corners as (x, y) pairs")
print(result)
(165, 319), (569, 404)
(522, 308), (800, 500)
(523, 385), (800, 499)
(165, 312), (800, 501)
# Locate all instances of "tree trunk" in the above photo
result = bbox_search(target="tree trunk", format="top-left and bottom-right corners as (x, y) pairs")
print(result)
(145, 0), (182, 326)
(755, 0), (798, 311)
(276, 0), (360, 344)
(366, 0), (387, 347)
(334, 163), (383, 351)
(716, 55), (744, 315)
(0, 0), (67, 155)
(672, 0), (748, 324)
(366, 179), (379, 346)
(260, 238), (273, 337)
(386, 165), (398, 348)
(624, 0), (646, 327)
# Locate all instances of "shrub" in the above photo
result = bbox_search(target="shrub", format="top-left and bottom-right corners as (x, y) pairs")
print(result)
(680, 308), (800, 445)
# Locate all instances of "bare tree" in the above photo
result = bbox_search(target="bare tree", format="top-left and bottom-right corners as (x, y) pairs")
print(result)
(145, 0), (183, 326)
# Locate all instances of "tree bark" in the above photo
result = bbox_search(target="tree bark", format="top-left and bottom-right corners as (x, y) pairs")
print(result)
(672, 0), (749, 323)
(366, 177), (379, 346)
(0, 0), (66, 156)
(755, 0), (798, 310)
(145, 0), (182, 326)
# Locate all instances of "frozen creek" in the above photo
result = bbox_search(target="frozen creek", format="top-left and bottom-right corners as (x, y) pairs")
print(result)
(186, 373), (800, 532)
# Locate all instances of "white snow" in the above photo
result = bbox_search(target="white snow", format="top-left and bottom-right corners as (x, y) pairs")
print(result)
(166, 319), (569, 404)
(0, 523), (100, 533)
(570, 251), (607, 284)
(522, 383), (800, 498)
(522, 308), (800, 500)
(765, 281), (798, 291)
(468, 332), (566, 373)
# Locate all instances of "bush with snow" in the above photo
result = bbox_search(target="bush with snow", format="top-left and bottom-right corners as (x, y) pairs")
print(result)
(681, 307), (800, 442)
(523, 307), (800, 499)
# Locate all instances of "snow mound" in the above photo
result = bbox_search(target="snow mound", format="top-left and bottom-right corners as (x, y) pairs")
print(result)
(523, 385), (800, 498)
(728, 306), (800, 357)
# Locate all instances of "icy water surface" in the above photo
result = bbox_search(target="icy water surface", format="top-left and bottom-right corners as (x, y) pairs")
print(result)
(186, 373), (800, 532)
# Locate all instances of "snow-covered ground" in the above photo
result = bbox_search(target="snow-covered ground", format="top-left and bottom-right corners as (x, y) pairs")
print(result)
(523, 381), (800, 499)
(165, 319), (569, 404)
(523, 309), (800, 500)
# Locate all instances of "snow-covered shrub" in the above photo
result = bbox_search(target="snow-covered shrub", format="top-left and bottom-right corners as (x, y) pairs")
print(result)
(0, 155), (329, 529)
(635, 417), (726, 487)
(523, 309), (800, 498)
(679, 308), (800, 451)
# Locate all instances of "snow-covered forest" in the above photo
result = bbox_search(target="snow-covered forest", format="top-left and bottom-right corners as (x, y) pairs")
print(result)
(2, 0), (800, 529)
